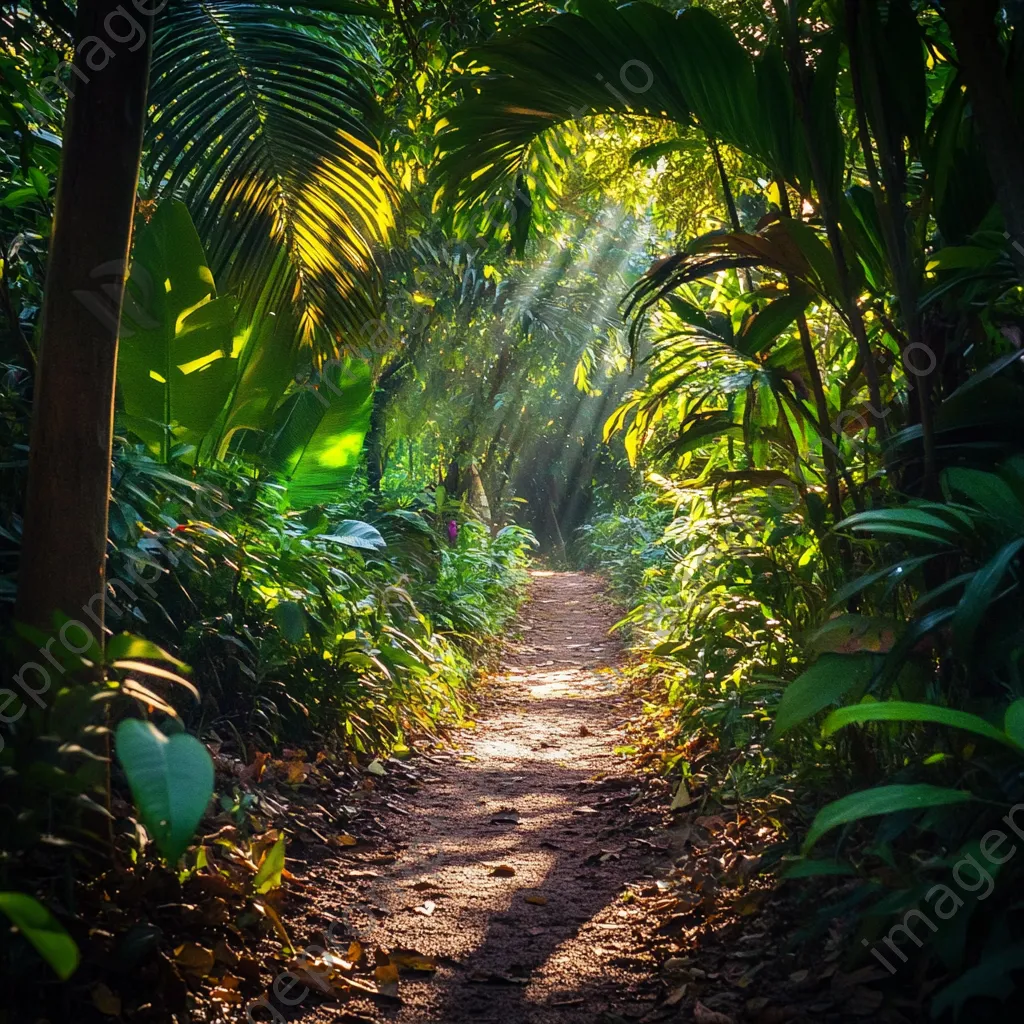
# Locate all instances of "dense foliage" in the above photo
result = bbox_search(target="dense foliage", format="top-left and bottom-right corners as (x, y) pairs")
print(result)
(5, 0), (1024, 1017)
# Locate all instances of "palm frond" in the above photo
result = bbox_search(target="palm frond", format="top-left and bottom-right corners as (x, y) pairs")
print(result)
(433, 0), (809, 243)
(145, 0), (397, 354)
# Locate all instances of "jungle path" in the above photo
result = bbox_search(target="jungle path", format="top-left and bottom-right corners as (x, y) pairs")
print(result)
(310, 570), (668, 1023)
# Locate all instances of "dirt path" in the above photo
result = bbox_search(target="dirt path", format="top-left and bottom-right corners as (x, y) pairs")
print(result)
(306, 570), (668, 1022)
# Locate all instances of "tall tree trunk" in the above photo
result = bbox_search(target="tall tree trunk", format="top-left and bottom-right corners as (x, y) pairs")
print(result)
(365, 358), (408, 493)
(16, 0), (154, 633)
(946, 0), (1024, 278)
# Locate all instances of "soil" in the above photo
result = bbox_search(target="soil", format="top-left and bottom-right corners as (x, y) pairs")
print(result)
(272, 571), (902, 1024)
(298, 569), (668, 1022)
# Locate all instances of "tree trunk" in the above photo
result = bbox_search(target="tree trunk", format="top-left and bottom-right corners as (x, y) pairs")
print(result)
(946, 0), (1024, 278)
(16, 0), (154, 633)
(365, 357), (409, 493)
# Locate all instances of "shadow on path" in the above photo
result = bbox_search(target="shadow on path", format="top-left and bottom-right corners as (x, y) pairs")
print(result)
(310, 572), (669, 1023)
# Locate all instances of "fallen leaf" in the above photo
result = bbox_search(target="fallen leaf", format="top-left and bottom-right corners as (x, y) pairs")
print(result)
(389, 950), (438, 973)
(665, 984), (688, 1006)
(414, 900), (436, 916)
(366, 760), (386, 777)
(330, 832), (359, 847)
(91, 983), (121, 1016)
(693, 1002), (735, 1024)
(288, 963), (340, 998)
(236, 956), (262, 981)
(239, 751), (269, 783)
(174, 942), (215, 977)
(733, 892), (765, 916)
(662, 957), (691, 976)
(375, 963), (400, 998)
(214, 938), (239, 967)
(321, 951), (355, 973)
(670, 776), (691, 810)
(524, 894), (548, 906)
(191, 874), (240, 898)
(490, 864), (516, 877)
(694, 814), (727, 833)
(210, 983), (244, 1005)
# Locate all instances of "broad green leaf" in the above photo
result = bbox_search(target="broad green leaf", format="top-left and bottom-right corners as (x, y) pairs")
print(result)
(822, 701), (1021, 751)
(115, 720), (214, 865)
(876, 0), (927, 144)
(105, 633), (188, 669)
(952, 538), (1024, 655)
(325, 519), (386, 551)
(111, 661), (199, 702)
(203, 309), (300, 462)
(265, 359), (373, 507)
(735, 292), (809, 357)
(944, 467), (1024, 530)
(805, 30), (844, 203)
(927, 245), (1001, 272)
(780, 859), (856, 879)
(253, 837), (286, 894)
(839, 507), (962, 544)
(804, 615), (896, 655)
(1006, 700), (1024, 748)
(930, 943), (1024, 1019)
(273, 601), (308, 643)
(772, 653), (877, 736)
(803, 784), (973, 852)
(0, 893), (79, 980)
(825, 555), (935, 611)
(782, 218), (844, 306)
(118, 200), (239, 462)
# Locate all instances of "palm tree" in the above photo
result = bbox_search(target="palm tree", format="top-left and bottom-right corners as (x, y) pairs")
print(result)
(17, 0), (396, 632)
(431, 0), (1023, 515)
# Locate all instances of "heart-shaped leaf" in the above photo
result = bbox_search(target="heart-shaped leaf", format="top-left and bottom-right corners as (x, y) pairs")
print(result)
(115, 719), (214, 865)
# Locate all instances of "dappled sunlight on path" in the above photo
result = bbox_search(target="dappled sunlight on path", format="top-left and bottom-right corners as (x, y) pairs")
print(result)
(307, 571), (670, 1023)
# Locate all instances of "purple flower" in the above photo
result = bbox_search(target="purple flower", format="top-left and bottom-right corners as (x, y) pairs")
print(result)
(447, 519), (459, 545)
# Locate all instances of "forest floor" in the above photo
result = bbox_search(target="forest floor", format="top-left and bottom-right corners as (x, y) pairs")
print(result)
(250, 571), (900, 1024)
(296, 570), (669, 1023)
